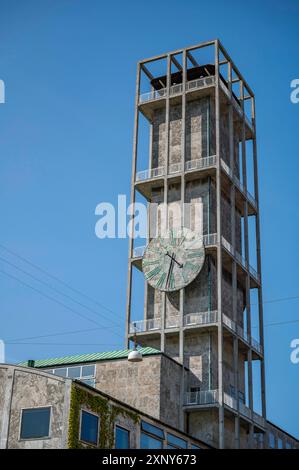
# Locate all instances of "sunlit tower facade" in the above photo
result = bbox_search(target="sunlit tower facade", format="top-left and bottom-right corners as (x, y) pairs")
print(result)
(125, 40), (266, 449)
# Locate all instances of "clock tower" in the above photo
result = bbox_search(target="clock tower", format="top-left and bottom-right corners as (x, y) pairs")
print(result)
(125, 40), (266, 449)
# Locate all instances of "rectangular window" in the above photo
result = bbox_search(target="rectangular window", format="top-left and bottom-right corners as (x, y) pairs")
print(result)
(20, 407), (51, 439)
(82, 365), (96, 377)
(115, 426), (130, 449)
(67, 366), (81, 378)
(141, 421), (164, 439)
(45, 364), (96, 388)
(54, 367), (67, 377)
(278, 437), (283, 449)
(269, 432), (276, 449)
(140, 421), (164, 449)
(167, 433), (187, 449)
(140, 433), (163, 449)
(80, 410), (99, 445)
(191, 443), (201, 449)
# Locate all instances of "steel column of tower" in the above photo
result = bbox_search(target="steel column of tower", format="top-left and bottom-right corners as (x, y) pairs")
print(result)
(125, 62), (140, 348)
(227, 60), (240, 448)
(240, 79), (254, 447)
(160, 54), (171, 353)
(214, 39), (225, 449)
(252, 96), (267, 420)
(178, 49), (187, 431)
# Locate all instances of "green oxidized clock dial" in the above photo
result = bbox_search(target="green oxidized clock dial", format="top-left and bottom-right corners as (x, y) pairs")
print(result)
(142, 227), (205, 292)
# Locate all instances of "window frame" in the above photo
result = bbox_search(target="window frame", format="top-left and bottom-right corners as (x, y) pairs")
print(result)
(140, 421), (165, 449)
(79, 409), (100, 447)
(166, 432), (188, 449)
(114, 424), (131, 449)
(43, 364), (96, 387)
(268, 431), (276, 449)
(19, 406), (52, 441)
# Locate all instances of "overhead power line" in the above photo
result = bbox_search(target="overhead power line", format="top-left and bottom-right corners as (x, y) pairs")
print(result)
(0, 254), (122, 330)
(5, 326), (102, 343)
(0, 242), (123, 320)
(0, 268), (123, 340)
(2, 240), (299, 308)
(6, 342), (122, 347)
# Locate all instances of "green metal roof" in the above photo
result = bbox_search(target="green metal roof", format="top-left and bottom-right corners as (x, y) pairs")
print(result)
(18, 347), (161, 368)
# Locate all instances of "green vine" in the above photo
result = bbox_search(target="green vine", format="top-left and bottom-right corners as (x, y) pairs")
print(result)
(68, 384), (139, 449)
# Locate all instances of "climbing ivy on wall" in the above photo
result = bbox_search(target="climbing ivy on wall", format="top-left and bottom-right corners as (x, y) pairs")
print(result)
(68, 384), (139, 449)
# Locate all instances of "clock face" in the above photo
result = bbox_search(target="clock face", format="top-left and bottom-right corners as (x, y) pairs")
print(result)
(142, 227), (205, 292)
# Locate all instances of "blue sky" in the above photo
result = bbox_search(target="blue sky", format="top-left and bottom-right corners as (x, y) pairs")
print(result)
(0, 0), (298, 438)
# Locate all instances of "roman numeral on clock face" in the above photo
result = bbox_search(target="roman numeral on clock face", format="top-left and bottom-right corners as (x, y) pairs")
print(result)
(147, 266), (162, 280)
(167, 272), (175, 290)
(156, 272), (166, 289)
(184, 261), (198, 272)
(143, 259), (160, 267)
(187, 249), (204, 259)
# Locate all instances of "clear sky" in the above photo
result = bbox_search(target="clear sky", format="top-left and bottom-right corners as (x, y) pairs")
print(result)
(0, 0), (298, 438)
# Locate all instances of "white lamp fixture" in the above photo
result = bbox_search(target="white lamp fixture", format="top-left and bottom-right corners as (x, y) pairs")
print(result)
(128, 348), (143, 362)
(128, 329), (143, 362)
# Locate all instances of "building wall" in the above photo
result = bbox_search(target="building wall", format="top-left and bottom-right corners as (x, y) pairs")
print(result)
(0, 364), (209, 449)
(266, 422), (299, 449)
(159, 355), (183, 429)
(0, 365), (70, 449)
(95, 355), (162, 421)
(188, 409), (218, 448)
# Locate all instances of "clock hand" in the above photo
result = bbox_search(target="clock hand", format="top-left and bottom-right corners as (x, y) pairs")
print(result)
(166, 251), (183, 268)
(166, 256), (174, 289)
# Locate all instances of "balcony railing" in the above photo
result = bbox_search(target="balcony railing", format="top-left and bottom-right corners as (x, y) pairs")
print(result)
(185, 389), (218, 406)
(186, 76), (215, 91)
(253, 411), (266, 428)
(222, 313), (263, 352)
(136, 166), (164, 182)
(224, 392), (237, 411)
(221, 235), (260, 284)
(222, 313), (236, 332)
(251, 337), (263, 355)
(185, 389), (264, 425)
(185, 155), (217, 172)
(203, 232), (218, 246)
(139, 76), (215, 104)
(221, 159), (257, 209)
(239, 401), (252, 420)
(132, 233), (218, 260)
(133, 228), (260, 288)
(219, 80), (253, 132)
(237, 325), (249, 344)
(136, 155), (217, 183)
(129, 318), (161, 334)
(139, 88), (167, 103)
(168, 162), (182, 174)
(184, 310), (218, 327)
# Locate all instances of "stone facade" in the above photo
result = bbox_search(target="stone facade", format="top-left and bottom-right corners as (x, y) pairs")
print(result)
(143, 92), (248, 413)
(95, 353), (182, 430)
(0, 365), (70, 449)
(0, 364), (208, 449)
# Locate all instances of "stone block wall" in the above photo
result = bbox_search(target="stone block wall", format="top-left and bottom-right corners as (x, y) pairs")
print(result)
(0, 365), (70, 449)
